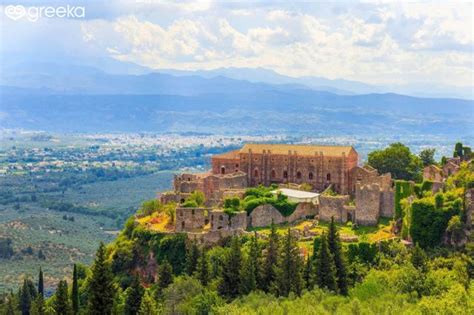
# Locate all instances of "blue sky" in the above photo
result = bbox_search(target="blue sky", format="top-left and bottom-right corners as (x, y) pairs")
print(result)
(1, 0), (473, 87)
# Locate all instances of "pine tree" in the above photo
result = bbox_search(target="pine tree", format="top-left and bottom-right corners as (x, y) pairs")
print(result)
(328, 217), (348, 295)
(54, 280), (71, 315)
(276, 229), (303, 297)
(218, 236), (242, 299)
(196, 248), (210, 286)
(72, 264), (79, 314)
(88, 242), (115, 315)
(124, 276), (144, 315)
(304, 254), (313, 290)
(138, 290), (159, 315)
(313, 233), (337, 292)
(157, 260), (173, 292)
(185, 240), (200, 275)
(262, 220), (279, 292)
(38, 268), (44, 298)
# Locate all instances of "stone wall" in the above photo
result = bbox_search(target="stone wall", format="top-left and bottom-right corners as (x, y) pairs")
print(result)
(209, 210), (247, 231)
(355, 184), (380, 225)
(319, 195), (350, 223)
(175, 207), (209, 232)
(379, 190), (394, 218)
(466, 188), (473, 229)
(248, 204), (285, 227)
(287, 202), (317, 222)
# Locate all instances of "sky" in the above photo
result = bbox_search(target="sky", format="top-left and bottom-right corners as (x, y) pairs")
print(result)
(0, 0), (473, 87)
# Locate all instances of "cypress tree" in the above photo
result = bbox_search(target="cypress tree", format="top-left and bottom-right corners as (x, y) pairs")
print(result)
(20, 278), (32, 315)
(196, 248), (210, 286)
(185, 240), (200, 275)
(71, 264), (79, 314)
(240, 233), (260, 294)
(124, 276), (144, 315)
(328, 217), (348, 295)
(218, 236), (242, 299)
(88, 242), (115, 315)
(38, 268), (44, 298)
(262, 220), (279, 292)
(313, 233), (337, 292)
(54, 280), (71, 315)
(304, 254), (313, 290)
(157, 260), (173, 292)
(276, 229), (303, 297)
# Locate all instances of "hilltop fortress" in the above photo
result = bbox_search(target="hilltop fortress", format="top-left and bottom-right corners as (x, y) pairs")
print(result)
(159, 143), (395, 241)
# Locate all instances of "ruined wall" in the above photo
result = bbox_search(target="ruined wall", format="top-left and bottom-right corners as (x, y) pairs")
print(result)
(379, 190), (394, 218)
(423, 165), (443, 182)
(319, 195), (350, 223)
(248, 204), (285, 227)
(209, 210), (247, 231)
(355, 184), (380, 225)
(175, 207), (209, 232)
(287, 202), (317, 222)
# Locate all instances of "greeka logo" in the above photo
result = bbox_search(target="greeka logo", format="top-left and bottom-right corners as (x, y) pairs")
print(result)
(4, 4), (85, 22)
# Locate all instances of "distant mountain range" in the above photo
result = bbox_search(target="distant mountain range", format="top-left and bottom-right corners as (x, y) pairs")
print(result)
(1, 59), (472, 99)
(0, 59), (473, 137)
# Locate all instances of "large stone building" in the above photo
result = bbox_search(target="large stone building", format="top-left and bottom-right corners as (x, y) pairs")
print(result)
(211, 143), (358, 194)
(160, 143), (395, 229)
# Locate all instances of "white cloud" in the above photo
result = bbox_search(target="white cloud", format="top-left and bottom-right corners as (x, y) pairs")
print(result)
(3, 2), (471, 87)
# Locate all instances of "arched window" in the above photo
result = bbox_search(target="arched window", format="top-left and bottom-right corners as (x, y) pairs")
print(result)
(254, 169), (259, 177)
(309, 172), (314, 180)
(283, 170), (288, 179)
(271, 169), (276, 178)
(296, 171), (302, 179)
(326, 173), (331, 181)
(181, 221), (185, 229)
(221, 166), (226, 174)
(219, 215), (223, 221)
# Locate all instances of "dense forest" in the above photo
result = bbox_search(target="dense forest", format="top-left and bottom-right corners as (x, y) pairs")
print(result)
(1, 142), (473, 314)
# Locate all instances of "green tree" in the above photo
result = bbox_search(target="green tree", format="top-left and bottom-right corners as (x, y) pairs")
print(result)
(303, 254), (313, 290)
(71, 264), (79, 314)
(276, 229), (303, 297)
(186, 240), (200, 275)
(411, 244), (427, 272)
(368, 142), (423, 181)
(88, 242), (115, 315)
(6, 293), (16, 315)
(124, 276), (144, 315)
(313, 233), (337, 292)
(419, 148), (436, 167)
(454, 142), (463, 158)
(218, 237), (242, 299)
(54, 280), (71, 315)
(261, 220), (279, 292)
(37, 268), (44, 298)
(30, 295), (45, 315)
(328, 217), (348, 295)
(196, 248), (210, 286)
(138, 290), (159, 315)
(19, 278), (36, 315)
(240, 234), (260, 295)
(157, 260), (173, 292)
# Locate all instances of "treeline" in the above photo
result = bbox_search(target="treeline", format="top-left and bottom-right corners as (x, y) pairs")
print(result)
(2, 216), (472, 314)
